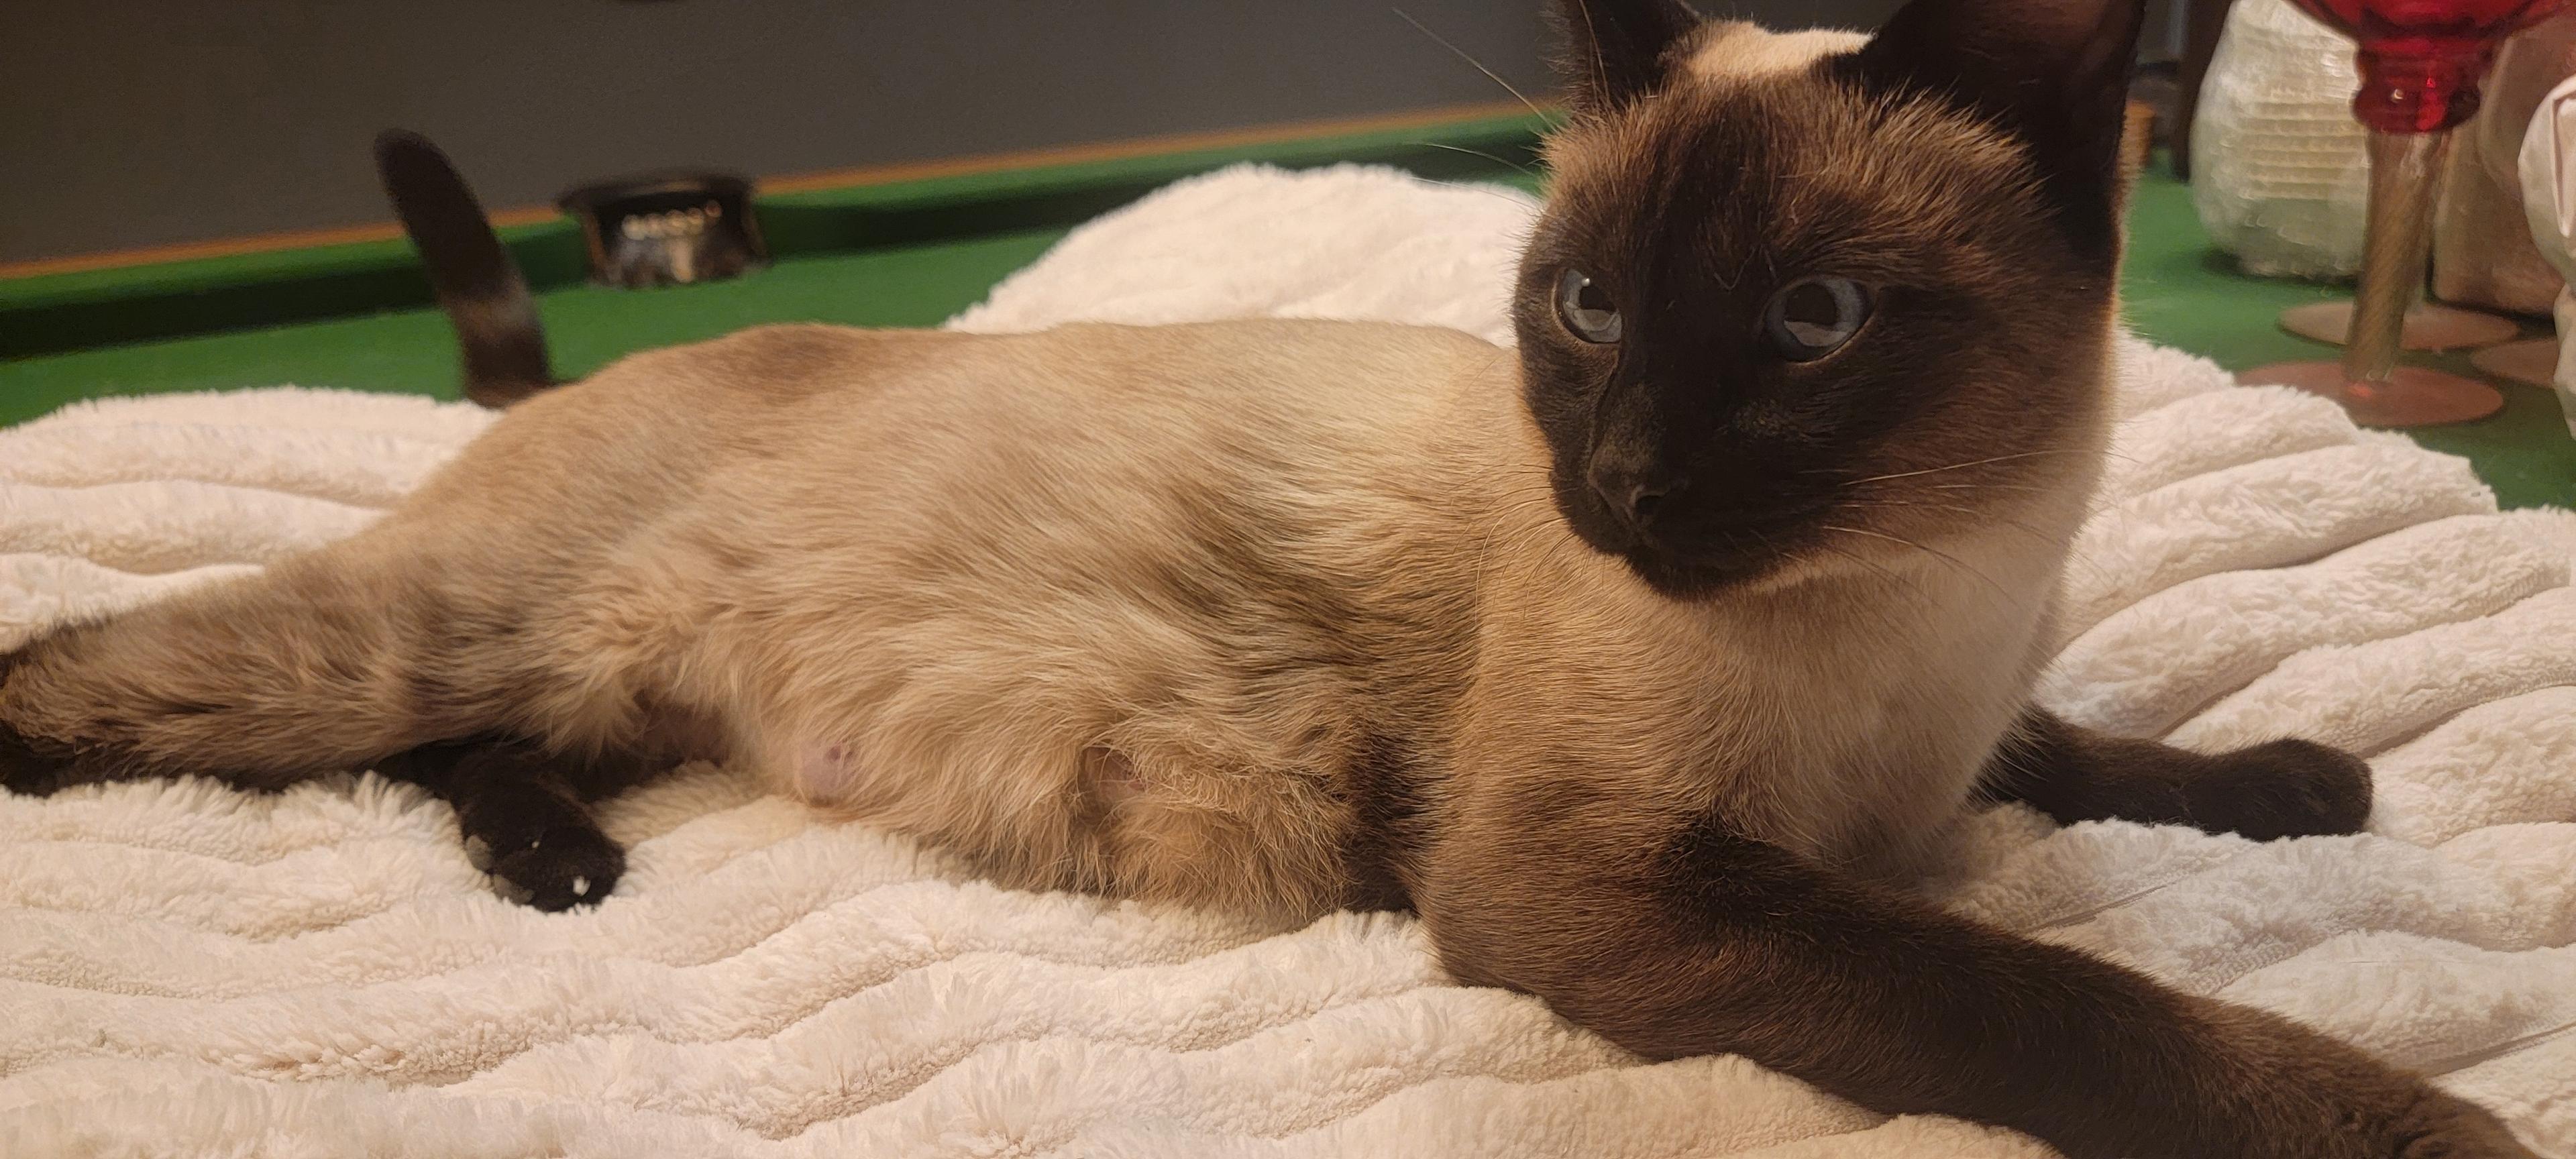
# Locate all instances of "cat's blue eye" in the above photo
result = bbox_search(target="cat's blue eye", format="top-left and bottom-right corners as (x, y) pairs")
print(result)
(1763, 276), (1872, 363)
(1556, 268), (1623, 345)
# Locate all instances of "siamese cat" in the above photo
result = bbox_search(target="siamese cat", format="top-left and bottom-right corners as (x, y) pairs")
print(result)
(0, 0), (2538, 1154)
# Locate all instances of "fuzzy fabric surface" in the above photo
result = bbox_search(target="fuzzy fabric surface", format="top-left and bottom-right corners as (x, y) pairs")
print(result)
(3, 164), (2573, 1157)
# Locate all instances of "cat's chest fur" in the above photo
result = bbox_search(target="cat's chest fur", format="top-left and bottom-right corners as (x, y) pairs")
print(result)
(1460, 514), (2076, 875)
(1686, 541), (2065, 867)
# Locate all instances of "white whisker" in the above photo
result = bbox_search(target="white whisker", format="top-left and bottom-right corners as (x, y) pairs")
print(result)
(1408, 140), (1539, 178)
(1392, 9), (1556, 127)
(1837, 449), (2100, 488)
(1819, 523), (2019, 604)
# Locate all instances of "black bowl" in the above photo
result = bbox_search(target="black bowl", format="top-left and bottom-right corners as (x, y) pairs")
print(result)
(557, 170), (767, 288)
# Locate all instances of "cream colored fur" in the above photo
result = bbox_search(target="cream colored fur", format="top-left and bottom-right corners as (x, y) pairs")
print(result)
(0, 15), (2112, 925)
(3, 313), (2102, 922)
(1686, 24), (1871, 80)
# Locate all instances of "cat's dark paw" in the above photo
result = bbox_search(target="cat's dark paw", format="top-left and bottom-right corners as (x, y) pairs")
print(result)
(2184, 738), (2371, 842)
(467, 822), (624, 912)
(2385, 1087), (2540, 1158)
(455, 787), (624, 911)
(0, 718), (74, 798)
(1, 649), (69, 797)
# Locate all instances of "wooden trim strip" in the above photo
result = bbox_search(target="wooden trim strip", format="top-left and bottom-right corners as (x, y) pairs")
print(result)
(0, 100), (1546, 281)
(754, 99), (1544, 195)
(0, 207), (560, 281)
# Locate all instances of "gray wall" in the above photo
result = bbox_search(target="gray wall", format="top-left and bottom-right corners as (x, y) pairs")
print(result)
(5, 0), (2029, 264)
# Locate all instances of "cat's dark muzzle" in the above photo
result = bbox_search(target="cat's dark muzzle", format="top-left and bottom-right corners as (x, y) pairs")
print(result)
(1552, 471), (1828, 599)
(1615, 541), (1798, 600)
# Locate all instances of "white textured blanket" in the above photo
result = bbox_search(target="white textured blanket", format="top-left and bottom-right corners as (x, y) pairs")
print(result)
(3, 165), (2573, 1158)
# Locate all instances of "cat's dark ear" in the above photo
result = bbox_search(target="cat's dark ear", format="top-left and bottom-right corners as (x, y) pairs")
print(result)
(1550, 0), (1705, 115)
(1843, 0), (2146, 260)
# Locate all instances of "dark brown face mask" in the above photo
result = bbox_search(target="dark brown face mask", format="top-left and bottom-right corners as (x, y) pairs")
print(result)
(1512, 0), (2137, 600)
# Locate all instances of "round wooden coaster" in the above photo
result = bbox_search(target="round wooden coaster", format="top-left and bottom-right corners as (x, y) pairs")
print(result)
(2468, 338), (2559, 388)
(2279, 300), (2522, 351)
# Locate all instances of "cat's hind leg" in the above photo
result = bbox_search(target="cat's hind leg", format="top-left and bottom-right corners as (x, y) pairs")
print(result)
(1981, 706), (2371, 840)
(378, 736), (633, 910)
(0, 543), (547, 796)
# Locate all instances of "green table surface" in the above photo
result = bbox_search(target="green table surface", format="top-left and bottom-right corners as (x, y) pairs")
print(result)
(2121, 166), (2575, 511)
(4, 133), (2571, 510)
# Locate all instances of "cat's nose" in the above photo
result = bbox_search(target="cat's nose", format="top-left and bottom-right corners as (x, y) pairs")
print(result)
(1589, 465), (1684, 531)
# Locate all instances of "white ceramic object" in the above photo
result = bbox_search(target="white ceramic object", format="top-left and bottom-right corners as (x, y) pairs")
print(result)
(2516, 74), (2576, 435)
(2192, 0), (2371, 279)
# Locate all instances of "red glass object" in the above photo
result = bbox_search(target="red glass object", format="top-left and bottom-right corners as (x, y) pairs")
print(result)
(2290, 0), (2572, 130)
(2243, 0), (2573, 426)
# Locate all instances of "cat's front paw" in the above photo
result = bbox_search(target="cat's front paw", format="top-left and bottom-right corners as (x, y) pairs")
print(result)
(2184, 738), (2371, 841)
(2207, 1002), (2536, 1158)
(2381, 1086), (2538, 1158)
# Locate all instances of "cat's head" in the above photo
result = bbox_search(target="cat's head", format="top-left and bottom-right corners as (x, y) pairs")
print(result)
(1514, 0), (2143, 599)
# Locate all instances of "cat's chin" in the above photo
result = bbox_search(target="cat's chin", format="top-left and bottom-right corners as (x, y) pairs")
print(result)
(1613, 545), (1796, 602)
(1552, 515), (1807, 602)
(1548, 482), (1838, 601)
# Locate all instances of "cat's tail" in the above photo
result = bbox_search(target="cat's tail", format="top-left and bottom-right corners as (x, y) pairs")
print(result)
(374, 129), (556, 408)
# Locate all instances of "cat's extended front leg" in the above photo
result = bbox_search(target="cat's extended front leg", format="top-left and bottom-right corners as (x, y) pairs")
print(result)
(1417, 802), (2532, 1159)
(1981, 706), (2371, 840)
